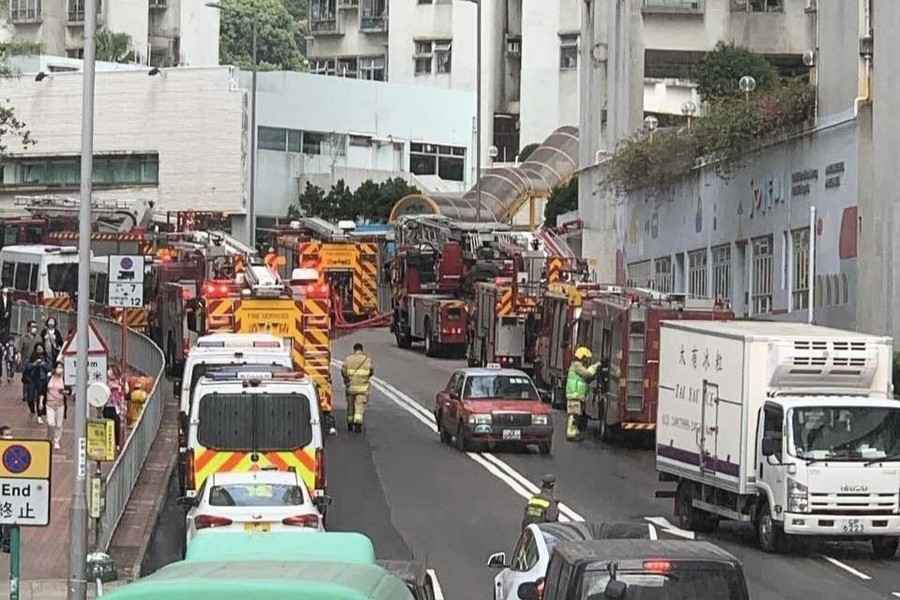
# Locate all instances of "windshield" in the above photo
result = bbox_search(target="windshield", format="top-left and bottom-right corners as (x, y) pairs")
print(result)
(581, 567), (748, 600)
(197, 393), (312, 451)
(463, 374), (539, 401)
(790, 407), (900, 461)
(47, 264), (78, 295)
(208, 483), (305, 507)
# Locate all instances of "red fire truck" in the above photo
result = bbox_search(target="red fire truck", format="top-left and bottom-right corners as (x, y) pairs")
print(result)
(575, 291), (733, 441)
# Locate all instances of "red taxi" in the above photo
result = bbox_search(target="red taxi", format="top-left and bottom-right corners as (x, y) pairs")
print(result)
(434, 365), (553, 454)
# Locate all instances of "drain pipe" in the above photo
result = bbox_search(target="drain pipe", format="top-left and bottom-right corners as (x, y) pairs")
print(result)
(854, 0), (874, 117)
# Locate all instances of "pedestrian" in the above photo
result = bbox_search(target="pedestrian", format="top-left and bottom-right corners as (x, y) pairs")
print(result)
(41, 317), (64, 366)
(106, 367), (126, 448)
(25, 344), (50, 423)
(341, 342), (373, 433)
(522, 474), (560, 529)
(44, 362), (67, 449)
(2, 336), (16, 384)
(0, 288), (11, 339)
(17, 321), (39, 402)
(565, 346), (601, 442)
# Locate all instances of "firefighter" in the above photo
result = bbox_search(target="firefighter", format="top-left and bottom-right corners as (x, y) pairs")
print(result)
(565, 346), (601, 441)
(522, 474), (559, 529)
(264, 247), (279, 273)
(341, 343), (373, 433)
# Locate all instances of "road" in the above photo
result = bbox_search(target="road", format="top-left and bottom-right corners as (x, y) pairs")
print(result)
(326, 328), (900, 600)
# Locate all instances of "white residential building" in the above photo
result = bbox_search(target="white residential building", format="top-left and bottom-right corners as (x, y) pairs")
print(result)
(0, 0), (219, 67)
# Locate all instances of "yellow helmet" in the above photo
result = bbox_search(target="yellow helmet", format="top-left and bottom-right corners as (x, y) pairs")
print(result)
(574, 346), (592, 360)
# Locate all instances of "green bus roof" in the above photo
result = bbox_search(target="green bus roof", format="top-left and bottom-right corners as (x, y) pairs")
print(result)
(185, 531), (376, 564)
(103, 560), (414, 600)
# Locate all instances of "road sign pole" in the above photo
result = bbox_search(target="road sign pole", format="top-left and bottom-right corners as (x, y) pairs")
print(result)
(9, 525), (19, 600)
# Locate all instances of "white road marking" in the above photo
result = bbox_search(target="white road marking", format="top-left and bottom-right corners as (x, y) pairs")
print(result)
(648, 523), (658, 540)
(643, 516), (695, 540)
(426, 568), (445, 600)
(479, 452), (584, 522)
(821, 555), (872, 581)
(890, 592), (900, 598)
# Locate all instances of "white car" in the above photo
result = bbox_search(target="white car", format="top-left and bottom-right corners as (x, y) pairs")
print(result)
(181, 469), (327, 546)
(487, 521), (663, 600)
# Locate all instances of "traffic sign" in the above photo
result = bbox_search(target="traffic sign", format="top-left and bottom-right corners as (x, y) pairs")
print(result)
(0, 440), (52, 526)
(62, 322), (110, 387)
(87, 420), (115, 462)
(108, 255), (145, 308)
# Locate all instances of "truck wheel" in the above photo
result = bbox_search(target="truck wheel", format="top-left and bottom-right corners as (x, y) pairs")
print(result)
(424, 322), (439, 357)
(395, 329), (412, 349)
(871, 536), (899, 559)
(675, 481), (700, 531)
(756, 500), (785, 553)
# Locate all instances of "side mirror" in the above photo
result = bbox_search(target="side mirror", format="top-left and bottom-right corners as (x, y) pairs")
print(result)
(602, 580), (628, 599)
(449, 391), (459, 400)
(517, 582), (540, 600)
(313, 495), (332, 511)
(176, 495), (198, 508)
(761, 436), (779, 457)
(486, 552), (508, 569)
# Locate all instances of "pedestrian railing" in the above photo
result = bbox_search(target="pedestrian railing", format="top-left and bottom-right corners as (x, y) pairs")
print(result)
(10, 302), (166, 550)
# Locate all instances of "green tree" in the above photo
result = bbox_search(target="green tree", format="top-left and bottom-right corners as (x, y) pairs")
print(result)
(373, 178), (419, 222)
(295, 182), (327, 219)
(544, 178), (578, 227)
(95, 29), (134, 63)
(281, 0), (308, 21)
(694, 42), (777, 102)
(219, 0), (305, 70)
(353, 179), (383, 222)
(292, 177), (419, 222)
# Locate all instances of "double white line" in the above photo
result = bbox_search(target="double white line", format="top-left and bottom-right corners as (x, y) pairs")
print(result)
(339, 361), (585, 523)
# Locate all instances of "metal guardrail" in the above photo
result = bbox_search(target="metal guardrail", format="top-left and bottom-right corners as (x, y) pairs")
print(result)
(10, 303), (166, 550)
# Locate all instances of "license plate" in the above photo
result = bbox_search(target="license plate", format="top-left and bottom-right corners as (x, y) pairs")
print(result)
(502, 429), (521, 440)
(842, 519), (865, 534)
(244, 522), (271, 533)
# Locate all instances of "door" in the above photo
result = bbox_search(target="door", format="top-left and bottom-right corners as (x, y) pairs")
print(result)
(700, 380), (720, 474)
(444, 372), (464, 430)
(758, 403), (786, 507)
(496, 528), (542, 600)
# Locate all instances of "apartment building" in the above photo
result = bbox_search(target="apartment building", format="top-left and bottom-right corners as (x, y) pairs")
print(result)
(0, 0), (218, 67)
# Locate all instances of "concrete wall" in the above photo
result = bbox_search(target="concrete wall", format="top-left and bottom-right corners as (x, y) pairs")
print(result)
(243, 70), (476, 217)
(178, 0), (219, 66)
(0, 67), (247, 216)
(815, 0), (862, 120)
(619, 121), (859, 326)
(309, 7), (388, 60)
(106, 0), (150, 64)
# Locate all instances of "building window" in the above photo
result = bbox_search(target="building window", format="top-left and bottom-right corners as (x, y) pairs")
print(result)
(414, 40), (432, 75)
(311, 58), (336, 76)
(410, 142), (466, 182)
(7, 154), (159, 188)
(627, 260), (651, 289)
(688, 249), (707, 298)
(303, 131), (326, 155)
(791, 228), (810, 310)
(752, 236), (774, 314)
(66, 48), (84, 59)
(259, 127), (287, 151)
(337, 57), (358, 78)
(310, 0), (338, 33)
(711, 244), (731, 302)
(287, 130), (302, 153)
(67, 0), (100, 22)
(349, 135), (371, 147)
(360, 0), (387, 31)
(559, 34), (578, 70)
(10, 0), (41, 22)
(434, 40), (452, 73)
(654, 256), (672, 293)
(748, 0), (782, 11)
(359, 56), (385, 81)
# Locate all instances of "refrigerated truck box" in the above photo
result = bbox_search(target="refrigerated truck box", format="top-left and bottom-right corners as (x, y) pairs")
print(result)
(656, 320), (900, 550)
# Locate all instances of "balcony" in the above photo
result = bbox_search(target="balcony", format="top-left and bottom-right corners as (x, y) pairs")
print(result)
(67, 0), (103, 25)
(360, 0), (387, 32)
(641, 0), (704, 14)
(9, 2), (42, 24)
(338, 0), (358, 9)
(310, 15), (341, 34)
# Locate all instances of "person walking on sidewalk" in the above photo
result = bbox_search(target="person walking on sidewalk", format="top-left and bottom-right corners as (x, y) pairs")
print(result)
(25, 344), (50, 423)
(44, 362), (67, 449)
(41, 317), (64, 367)
(17, 321), (39, 402)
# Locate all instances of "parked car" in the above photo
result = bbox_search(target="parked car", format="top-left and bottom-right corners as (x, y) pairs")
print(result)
(180, 469), (328, 546)
(435, 365), (553, 453)
(487, 521), (670, 600)
(518, 539), (750, 600)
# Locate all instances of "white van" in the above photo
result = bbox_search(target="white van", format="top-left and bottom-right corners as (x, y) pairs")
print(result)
(178, 333), (293, 448)
(0, 245), (83, 301)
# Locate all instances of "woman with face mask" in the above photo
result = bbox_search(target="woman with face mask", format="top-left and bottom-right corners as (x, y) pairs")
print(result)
(26, 344), (50, 423)
(42, 318), (64, 366)
(45, 362), (67, 449)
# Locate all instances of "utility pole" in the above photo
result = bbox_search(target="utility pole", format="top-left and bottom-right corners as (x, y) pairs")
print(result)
(68, 0), (96, 595)
(249, 20), (257, 248)
(475, 0), (482, 223)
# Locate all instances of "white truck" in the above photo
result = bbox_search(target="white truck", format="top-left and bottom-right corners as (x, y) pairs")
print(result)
(656, 320), (900, 557)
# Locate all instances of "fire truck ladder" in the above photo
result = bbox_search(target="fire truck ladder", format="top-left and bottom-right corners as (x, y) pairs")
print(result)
(243, 264), (288, 297)
(295, 217), (350, 242)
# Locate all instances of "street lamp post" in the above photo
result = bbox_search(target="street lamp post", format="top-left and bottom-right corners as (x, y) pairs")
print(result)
(739, 75), (757, 104)
(207, 2), (257, 247)
(681, 100), (697, 129)
(461, 0), (482, 223)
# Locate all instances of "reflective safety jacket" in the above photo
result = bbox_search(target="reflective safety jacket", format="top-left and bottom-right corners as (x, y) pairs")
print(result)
(566, 362), (598, 401)
(342, 351), (373, 395)
(522, 492), (559, 529)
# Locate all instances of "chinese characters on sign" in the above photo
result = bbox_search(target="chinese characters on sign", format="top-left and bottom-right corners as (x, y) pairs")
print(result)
(678, 345), (723, 372)
(0, 440), (52, 526)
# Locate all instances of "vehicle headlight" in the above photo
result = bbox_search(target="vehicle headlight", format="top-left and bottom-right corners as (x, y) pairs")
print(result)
(468, 413), (492, 425)
(787, 477), (810, 513)
(532, 415), (549, 426)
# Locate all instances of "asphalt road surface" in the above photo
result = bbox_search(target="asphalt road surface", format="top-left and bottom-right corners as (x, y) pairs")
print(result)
(330, 328), (900, 600)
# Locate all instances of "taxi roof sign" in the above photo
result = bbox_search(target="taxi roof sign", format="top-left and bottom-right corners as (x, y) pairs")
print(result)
(0, 440), (51, 479)
(486, 363), (502, 369)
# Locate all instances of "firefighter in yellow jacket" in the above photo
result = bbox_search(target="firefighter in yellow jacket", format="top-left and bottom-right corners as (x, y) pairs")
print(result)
(566, 346), (601, 441)
(342, 343), (374, 433)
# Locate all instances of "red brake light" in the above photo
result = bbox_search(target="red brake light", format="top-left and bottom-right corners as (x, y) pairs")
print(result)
(185, 449), (195, 491)
(643, 560), (672, 573)
(315, 448), (326, 491)
(194, 514), (233, 530)
(282, 514), (320, 528)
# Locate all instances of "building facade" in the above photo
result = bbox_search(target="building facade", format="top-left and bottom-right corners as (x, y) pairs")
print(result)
(0, 66), (248, 220)
(1, 0), (218, 67)
(243, 70), (476, 219)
